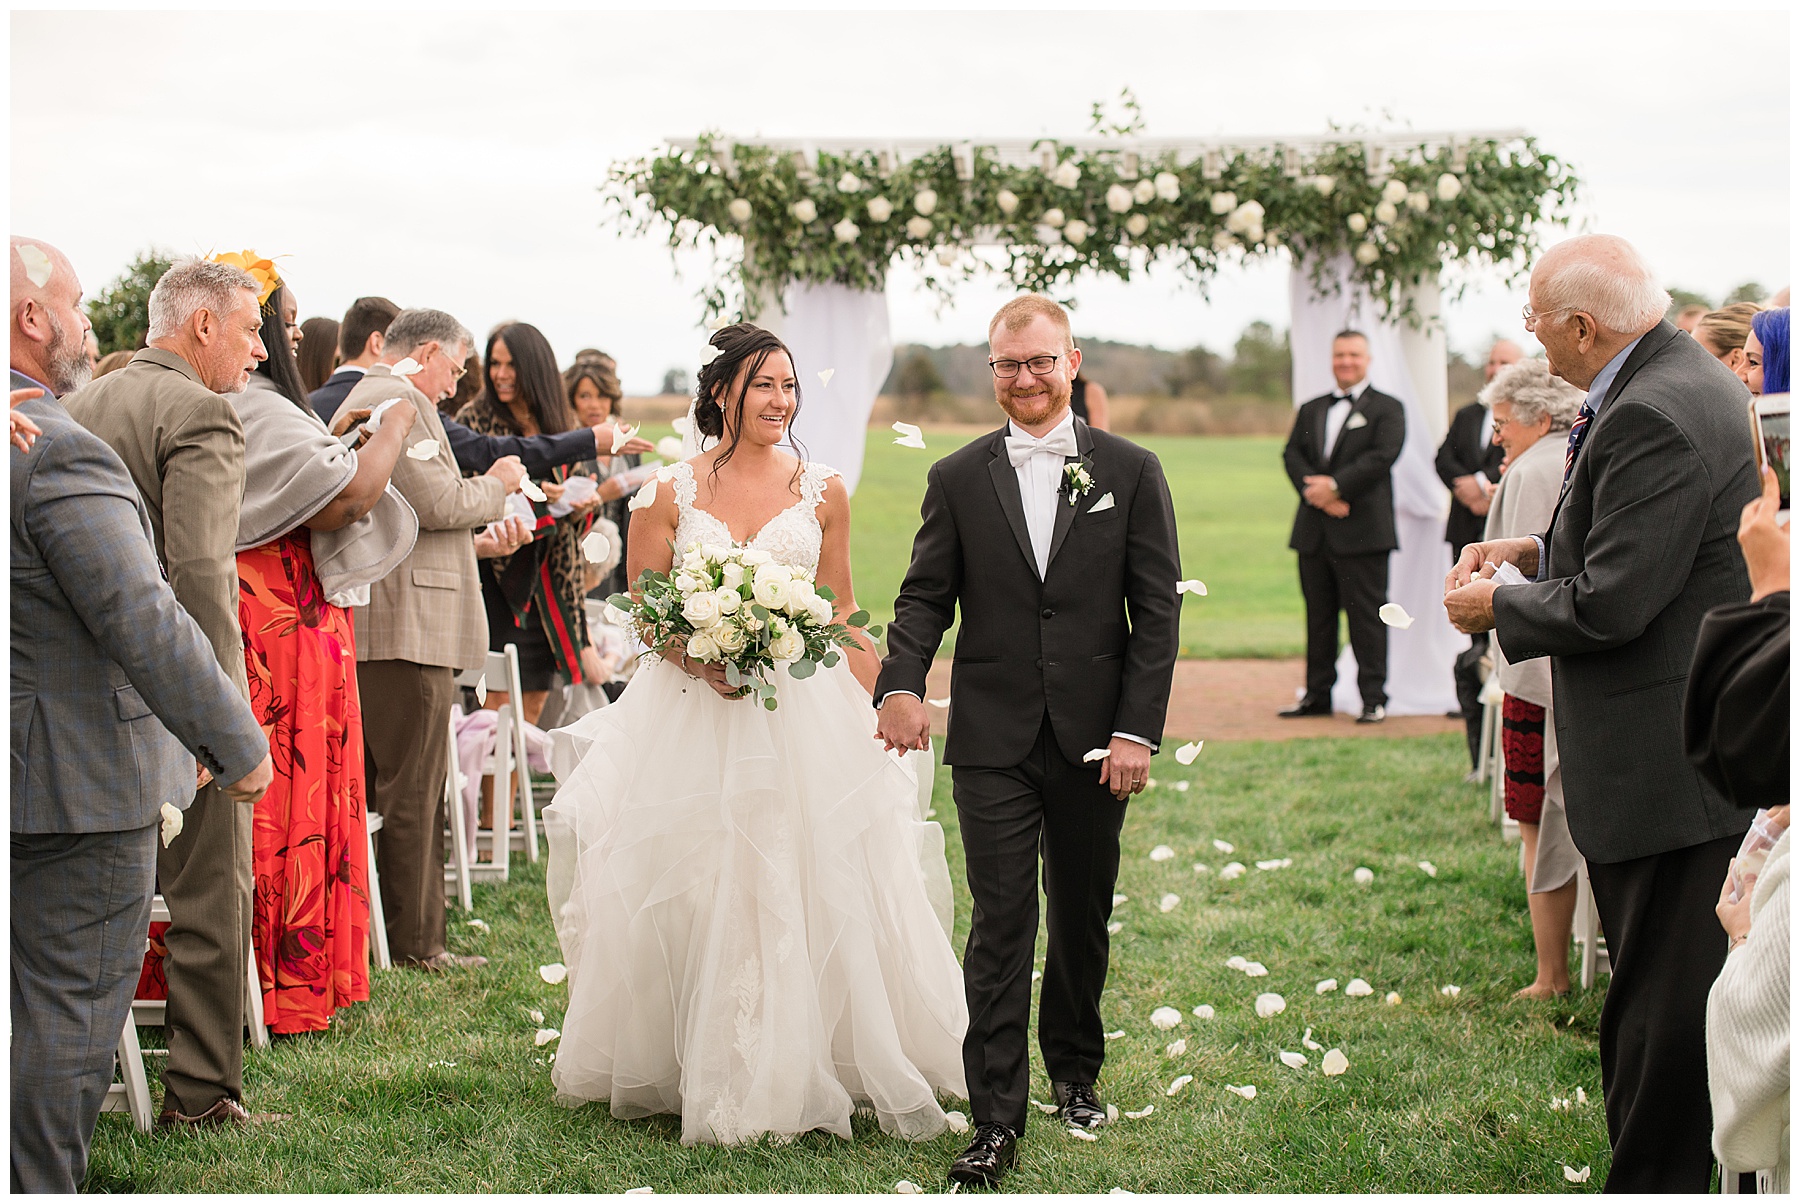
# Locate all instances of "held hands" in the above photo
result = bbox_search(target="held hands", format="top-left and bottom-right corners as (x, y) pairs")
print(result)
(874, 693), (932, 753)
(485, 454), (527, 494)
(1301, 475), (1340, 510)
(1101, 737), (1152, 801)
(1738, 466), (1788, 602)
(1322, 499), (1351, 519)
(1444, 563), (1500, 634)
(223, 754), (274, 804)
(474, 515), (533, 558)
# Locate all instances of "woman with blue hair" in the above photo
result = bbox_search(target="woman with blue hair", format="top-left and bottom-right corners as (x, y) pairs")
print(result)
(1739, 307), (1790, 396)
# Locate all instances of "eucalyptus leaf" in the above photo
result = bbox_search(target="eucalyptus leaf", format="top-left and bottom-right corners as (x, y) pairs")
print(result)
(816, 584), (838, 602)
(822, 651), (840, 668)
(788, 658), (817, 679)
(847, 609), (870, 627)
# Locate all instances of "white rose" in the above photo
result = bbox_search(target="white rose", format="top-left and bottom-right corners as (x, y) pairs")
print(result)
(1041, 207), (1066, 228)
(866, 195), (893, 223)
(680, 545), (706, 569)
(1050, 159), (1082, 189)
(755, 561), (793, 585)
(833, 218), (860, 244)
(935, 245), (959, 266)
(686, 629), (720, 662)
(701, 543), (730, 562)
(1154, 171), (1181, 202)
(681, 589), (722, 628)
(739, 548), (772, 566)
(1209, 190), (1237, 215)
(837, 172), (861, 194)
(1212, 230), (1237, 253)
(996, 188), (1020, 215)
(727, 197), (752, 224)
(714, 587), (742, 615)
(1064, 219), (1089, 245)
(791, 198), (818, 224)
(1374, 200), (1399, 225)
(783, 578), (816, 612)
(720, 560), (745, 589)
(809, 595), (835, 627)
(1125, 213), (1149, 237)
(769, 628), (806, 664)
(1406, 190), (1430, 213)
(913, 189), (937, 216)
(674, 571), (702, 595)
(905, 215), (933, 239)
(1381, 178), (1408, 204)
(1436, 173), (1463, 202)
(1354, 241), (1381, 266)
(1346, 212), (1369, 234)
(1105, 184), (1134, 214)
(1244, 223), (1265, 244)
(752, 573), (790, 611)
(1312, 175), (1336, 195)
(1132, 178), (1157, 205)
(713, 621), (747, 654)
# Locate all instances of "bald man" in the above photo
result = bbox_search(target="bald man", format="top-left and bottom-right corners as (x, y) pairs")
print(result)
(1445, 234), (1759, 1191)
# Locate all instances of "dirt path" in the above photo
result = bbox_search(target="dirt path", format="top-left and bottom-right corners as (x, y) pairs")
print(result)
(921, 658), (1464, 744)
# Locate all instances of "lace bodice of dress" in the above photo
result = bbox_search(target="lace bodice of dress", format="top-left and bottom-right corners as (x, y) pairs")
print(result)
(668, 460), (839, 576)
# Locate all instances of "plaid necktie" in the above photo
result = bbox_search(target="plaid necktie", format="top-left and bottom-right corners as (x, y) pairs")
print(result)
(1563, 403), (1595, 484)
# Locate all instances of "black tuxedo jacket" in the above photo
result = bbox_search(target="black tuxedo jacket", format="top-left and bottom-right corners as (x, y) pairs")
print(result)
(1283, 386), (1406, 557)
(874, 419), (1182, 769)
(1493, 321), (1759, 862)
(1435, 401), (1507, 552)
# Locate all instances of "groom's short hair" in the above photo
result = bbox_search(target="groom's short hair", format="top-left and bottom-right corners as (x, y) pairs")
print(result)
(989, 294), (1075, 350)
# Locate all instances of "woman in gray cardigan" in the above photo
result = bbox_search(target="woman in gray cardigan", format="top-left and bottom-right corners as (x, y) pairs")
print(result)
(1479, 359), (1585, 998)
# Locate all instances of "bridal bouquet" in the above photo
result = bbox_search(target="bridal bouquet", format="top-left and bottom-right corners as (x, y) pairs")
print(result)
(610, 543), (881, 710)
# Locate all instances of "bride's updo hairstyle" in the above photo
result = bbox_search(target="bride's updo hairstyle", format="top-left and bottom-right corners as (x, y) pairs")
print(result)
(693, 322), (806, 479)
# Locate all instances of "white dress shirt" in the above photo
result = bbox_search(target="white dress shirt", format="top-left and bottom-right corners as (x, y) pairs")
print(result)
(1008, 409), (1076, 580)
(1322, 379), (1367, 459)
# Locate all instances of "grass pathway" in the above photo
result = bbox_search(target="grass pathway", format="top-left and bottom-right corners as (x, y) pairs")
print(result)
(87, 734), (1608, 1192)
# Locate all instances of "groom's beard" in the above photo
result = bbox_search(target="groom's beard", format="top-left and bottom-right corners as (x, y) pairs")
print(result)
(995, 375), (1071, 429)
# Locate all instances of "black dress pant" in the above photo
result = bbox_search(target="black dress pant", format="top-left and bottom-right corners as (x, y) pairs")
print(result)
(1297, 550), (1389, 708)
(1585, 834), (1738, 1192)
(951, 715), (1128, 1136)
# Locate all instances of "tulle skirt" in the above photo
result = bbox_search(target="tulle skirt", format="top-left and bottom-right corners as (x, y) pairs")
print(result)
(543, 656), (969, 1145)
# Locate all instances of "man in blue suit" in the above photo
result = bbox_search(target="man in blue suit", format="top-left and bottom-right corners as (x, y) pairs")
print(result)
(10, 237), (273, 1192)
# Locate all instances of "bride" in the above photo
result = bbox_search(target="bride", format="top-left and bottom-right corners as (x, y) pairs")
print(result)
(542, 323), (969, 1146)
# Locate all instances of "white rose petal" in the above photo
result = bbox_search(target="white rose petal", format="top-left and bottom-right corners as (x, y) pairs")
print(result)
(1159, 893), (1181, 914)
(1316, 979), (1339, 994)
(1254, 993), (1287, 1018)
(905, 215), (933, 239)
(1321, 1048), (1349, 1076)
(16, 242), (55, 288)
(1192, 863), (1210, 875)
(1374, 200), (1399, 225)
(1346, 212), (1369, 234)
(1225, 1084), (1257, 1100)
(1041, 207), (1066, 228)
(1344, 978), (1374, 997)
(1064, 219), (1089, 245)
(727, 197), (753, 224)
(1192, 1004), (1215, 1020)
(1125, 213), (1149, 237)
(697, 345), (721, 369)
(1164, 1038), (1187, 1058)
(1112, 893), (1128, 907)
(535, 1028), (560, 1046)
(1149, 844), (1174, 862)
(1377, 603), (1414, 629)
(1212, 839), (1234, 853)
(1176, 579), (1208, 596)
(1279, 1050), (1308, 1069)
(1385, 991), (1402, 1005)
(1173, 741), (1204, 765)
(1418, 860), (1438, 877)
(1209, 191), (1237, 215)
(404, 439), (442, 462)
(1051, 160), (1082, 189)
(1083, 748), (1113, 763)
(995, 188), (1020, 216)
(816, 368), (835, 389)
(467, 918), (490, 933)
(1107, 921), (1123, 935)
(1226, 955), (1249, 970)
(833, 218), (860, 244)
(1105, 1029), (1126, 1040)
(1576, 1087), (1588, 1105)
(1125, 1104), (1156, 1119)
(891, 421), (926, 450)
(388, 357), (423, 378)
(1172, 780), (1190, 792)
(894, 1180), (923, 1194)
(1382, 178), (1410, 204)
(518, 476), (546, 503)
(538, 962), (568, 984)
(1256, 858), (1293, 871)
(1440, 984), (1461, 997)
(1242, 963), (1269, 977)
(1064, 1126), (1099, 1142)
(1563, 1166), (1590, 1184)
(1218, 862), (1246, 880)
(671, 415), (692, 437)
(1437, 173), (1464, 202)
(1149, 1006), (1183, 1030)
(944, 1111), (969, 1134)
(159, 802), (184, 848)
(1302, 1027), (1323, 1051)
(913, 189), (938, 216)
(790, 198), (817, 224)
(654, 435), (685, 461)
(866, 195), (893, 223)
(1165, 1074), (1194, 1096)
(1031, 1099), (1061, 1114)
(1106, 184), (1134, 214)
(1353, 866), (1375, 884)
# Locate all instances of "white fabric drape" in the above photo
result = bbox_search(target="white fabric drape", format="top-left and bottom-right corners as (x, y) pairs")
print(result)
(755, 282), (893, 496)
(1289, 253), (1467, 716)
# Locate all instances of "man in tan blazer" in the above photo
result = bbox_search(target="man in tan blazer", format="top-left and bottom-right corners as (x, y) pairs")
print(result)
(346, 308), (524, 969)
(61, 257), (277, 1129)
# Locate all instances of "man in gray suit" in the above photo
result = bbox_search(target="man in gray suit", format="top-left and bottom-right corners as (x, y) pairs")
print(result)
(10, 237), (272, 1192)
(1445, 234), (1759, 1191)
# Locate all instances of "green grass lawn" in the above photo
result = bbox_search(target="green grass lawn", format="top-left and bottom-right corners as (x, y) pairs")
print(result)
(88, 734), (1609, 1193)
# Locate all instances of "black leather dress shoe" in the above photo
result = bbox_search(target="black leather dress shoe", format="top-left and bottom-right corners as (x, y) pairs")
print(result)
(1053, 1081), (1107, 1129)
(1278, 697), (1332, 718)
(1356, 704), (1386, 724)
(948, 1122), (1017, 1187)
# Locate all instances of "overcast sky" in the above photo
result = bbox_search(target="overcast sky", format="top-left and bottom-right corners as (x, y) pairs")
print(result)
(11, 6), (1791, 394)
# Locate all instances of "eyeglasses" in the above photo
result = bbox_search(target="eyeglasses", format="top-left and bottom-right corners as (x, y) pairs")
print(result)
(432, 343), (467, 381)
(1521, 303), (1575, 333)
(988, 354), (1062, 379)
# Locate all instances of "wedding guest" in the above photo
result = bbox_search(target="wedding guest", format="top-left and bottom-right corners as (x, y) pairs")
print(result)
(62, 255), (277, 1129)
(456, 322), (603, 724)
(564, 361), (640, 604)
(1280, 330), (1406, 723)
(309, 295), (398, 423)
(82, 327), (99, 375)
(444, 346), (482, 417)
(1675, 302), (1710, 334)
(1068, 370), (1111, 431)
(1439, 339), (1522, 769)
(1445, 234), (1761, 1190)
(296, 315), (340, 393)
(1737, 306), (1790, 396)
(348, 308), (521, 971)
(93, 348), (132, 378)
(11, 261), (271, 1188)
(1693, 302), (1761, 376)
(572, 347), (615, 371)
(1475, 359), (1584, 998)
(224, 274), (420, 1032)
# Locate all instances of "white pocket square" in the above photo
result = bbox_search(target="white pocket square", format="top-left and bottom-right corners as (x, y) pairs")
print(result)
(1345, 412), (1369, 430)
(1088, 492), (1116, 514)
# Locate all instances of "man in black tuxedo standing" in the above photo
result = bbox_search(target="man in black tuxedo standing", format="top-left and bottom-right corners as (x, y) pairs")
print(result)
(874, 295), (1180, 1188)
(1280, 331), (1406, 722)
(1437, 339), (1520, 769)
(1446, 234), (1758, 1191)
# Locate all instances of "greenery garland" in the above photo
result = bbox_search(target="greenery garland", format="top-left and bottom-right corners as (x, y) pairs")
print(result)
(607, 119), (1580, 324)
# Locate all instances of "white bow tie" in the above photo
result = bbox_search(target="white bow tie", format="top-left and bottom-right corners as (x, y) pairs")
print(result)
(1006, 427), (1078, 468)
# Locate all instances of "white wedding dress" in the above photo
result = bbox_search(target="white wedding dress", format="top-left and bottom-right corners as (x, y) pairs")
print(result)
(543, 460), (969, 1145)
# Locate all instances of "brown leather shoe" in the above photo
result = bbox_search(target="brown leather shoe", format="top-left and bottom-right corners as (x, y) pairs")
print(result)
(156, 1096), (290, 1129)
(402, 951), (488, 971)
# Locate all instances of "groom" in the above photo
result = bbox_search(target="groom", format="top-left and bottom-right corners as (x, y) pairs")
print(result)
(875, 295), (1181, 1187)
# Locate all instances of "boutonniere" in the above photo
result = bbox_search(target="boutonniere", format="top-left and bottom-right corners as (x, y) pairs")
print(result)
(1345, 412), (1369, 430)
(1060, 461), (1095, 506)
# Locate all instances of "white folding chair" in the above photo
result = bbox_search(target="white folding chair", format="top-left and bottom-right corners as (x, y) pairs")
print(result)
(364, 811), (391, 970)
(1573, 861), (1611, 990)
(491, 646), (539, 865)
(130, 896), (268, 1048)
(443, 708), (475, 912)
(100, 1012), (154, 1132)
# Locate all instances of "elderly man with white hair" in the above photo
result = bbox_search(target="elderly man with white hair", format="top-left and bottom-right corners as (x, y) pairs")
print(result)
(1444, 234), (1761, 1190)
(63, 257), (278, 1130)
